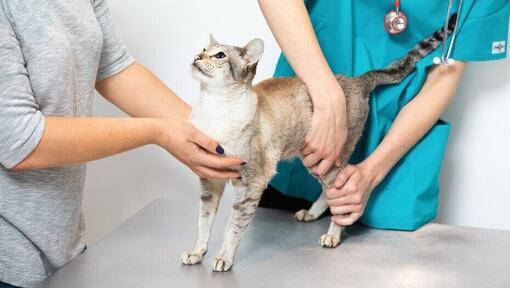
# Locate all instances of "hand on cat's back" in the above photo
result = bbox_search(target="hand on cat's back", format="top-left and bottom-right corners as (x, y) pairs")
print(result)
(326, 164), (379, 226)
(300, 80), (348, 176)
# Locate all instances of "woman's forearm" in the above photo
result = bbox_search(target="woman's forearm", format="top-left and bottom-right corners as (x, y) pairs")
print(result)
(95, 63), (191, 119)
(259, 0), (349, 175)
(12, 117), (161, 171)
(362, 62), (467, 185)
(257, 0), (339, 93)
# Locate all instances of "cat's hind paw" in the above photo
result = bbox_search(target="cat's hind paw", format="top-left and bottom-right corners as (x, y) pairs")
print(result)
(181, 251), (205, 265)
(320, 234), (340, 248)
(212, 257), (233, 272)
(295, 209), (318, 222)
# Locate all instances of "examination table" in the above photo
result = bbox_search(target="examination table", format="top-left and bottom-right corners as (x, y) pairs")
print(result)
(42, 198), (510, 288)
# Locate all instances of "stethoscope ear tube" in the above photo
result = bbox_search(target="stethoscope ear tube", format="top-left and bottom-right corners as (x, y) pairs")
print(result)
(437, 0), (463, 65)
(433, 56), (455, 65)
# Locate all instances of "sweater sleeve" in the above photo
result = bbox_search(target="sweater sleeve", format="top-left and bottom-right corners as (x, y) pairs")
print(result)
(93, 0), (135, 81)
(0, 7), (45, 169)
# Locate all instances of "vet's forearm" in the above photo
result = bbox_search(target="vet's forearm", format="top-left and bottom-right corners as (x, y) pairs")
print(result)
(96, 63), (191, 119)
(12, 117), (162, 171)
(362, 62), (467, 185)
(257, 0), (339, 93)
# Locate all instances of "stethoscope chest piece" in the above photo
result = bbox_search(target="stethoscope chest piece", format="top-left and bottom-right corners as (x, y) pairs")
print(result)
(385, 0), (407, 35)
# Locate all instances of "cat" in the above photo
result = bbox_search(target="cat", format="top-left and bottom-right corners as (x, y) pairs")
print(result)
(182, 14), (457, 272)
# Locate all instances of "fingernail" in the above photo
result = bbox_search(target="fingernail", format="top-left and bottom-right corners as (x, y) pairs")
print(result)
(215, 145), (225, 155)
(241, 162), (247, 166)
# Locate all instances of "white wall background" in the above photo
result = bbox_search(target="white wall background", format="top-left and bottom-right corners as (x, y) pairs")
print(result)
(83, 0), (510, 243)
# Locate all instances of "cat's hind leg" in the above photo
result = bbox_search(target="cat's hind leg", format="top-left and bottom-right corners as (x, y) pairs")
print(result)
(320, 221), (343, 248)
(181, 179), (226, 265)
(317, 168), (345, 248)
(295, 191), (329, 222)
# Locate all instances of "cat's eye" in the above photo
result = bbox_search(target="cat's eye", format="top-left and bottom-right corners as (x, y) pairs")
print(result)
(214, 52), (226, 59)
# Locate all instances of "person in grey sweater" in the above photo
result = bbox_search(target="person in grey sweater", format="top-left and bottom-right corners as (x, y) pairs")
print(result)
(0, 1), (243, 287)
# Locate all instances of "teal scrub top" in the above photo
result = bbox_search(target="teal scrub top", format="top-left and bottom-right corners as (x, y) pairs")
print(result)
(270, 0), (509, 231)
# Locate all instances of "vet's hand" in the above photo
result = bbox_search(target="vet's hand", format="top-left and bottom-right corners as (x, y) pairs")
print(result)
(156, 119), (243, 179)
(301, 82), (348, 176)
(326, 164), (378, 226)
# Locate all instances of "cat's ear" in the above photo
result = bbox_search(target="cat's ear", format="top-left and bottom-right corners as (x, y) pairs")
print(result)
(209, 33), (219, 45)
(243, 38), (264, 65)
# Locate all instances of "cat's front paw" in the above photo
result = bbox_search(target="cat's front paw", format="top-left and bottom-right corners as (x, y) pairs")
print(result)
(181, 251), (205, 265)
(212, 257), (233, 272)
(295, 209), (318, 222)
(320, 234), (341, 248)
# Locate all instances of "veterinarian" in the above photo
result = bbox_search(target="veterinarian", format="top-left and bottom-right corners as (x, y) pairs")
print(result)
(0, 1), (243, 287)
(258, 0), (509, 229)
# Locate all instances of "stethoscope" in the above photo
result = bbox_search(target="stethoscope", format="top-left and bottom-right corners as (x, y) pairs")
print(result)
(385, 0), (463, 65)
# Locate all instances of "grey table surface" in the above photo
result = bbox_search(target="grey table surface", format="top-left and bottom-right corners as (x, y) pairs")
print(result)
(42, 198), (510, 288)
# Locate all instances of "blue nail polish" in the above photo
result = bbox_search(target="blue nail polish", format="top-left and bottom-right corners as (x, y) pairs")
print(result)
(216, 145), (225, 155)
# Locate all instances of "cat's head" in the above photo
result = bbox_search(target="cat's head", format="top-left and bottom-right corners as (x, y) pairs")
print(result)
(191, 35), (264, 87)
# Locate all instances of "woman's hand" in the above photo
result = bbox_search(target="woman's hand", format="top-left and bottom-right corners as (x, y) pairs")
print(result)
(156, 119), (243, 179)
(301, 80), (348, 176)
(326, 163), (379, 226)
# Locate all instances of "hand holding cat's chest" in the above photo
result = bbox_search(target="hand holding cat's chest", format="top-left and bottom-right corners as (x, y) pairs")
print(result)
(189, 93), (256, 158)
(196, 118), (252, 159)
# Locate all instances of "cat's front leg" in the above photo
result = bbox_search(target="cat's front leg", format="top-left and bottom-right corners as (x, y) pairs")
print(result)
(181, 179), (226, 265)
(212, 179), (265, 272)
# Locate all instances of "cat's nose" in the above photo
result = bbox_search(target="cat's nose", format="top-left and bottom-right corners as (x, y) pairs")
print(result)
(194, 52), (210, 62)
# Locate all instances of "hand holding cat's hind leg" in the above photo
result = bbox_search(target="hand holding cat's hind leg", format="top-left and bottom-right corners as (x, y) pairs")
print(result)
(317, 167), (345, 248)
(295, 191), (329, 222)
(182, 179), (226, 265)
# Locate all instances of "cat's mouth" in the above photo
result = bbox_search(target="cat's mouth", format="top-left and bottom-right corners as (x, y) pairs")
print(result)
(192, 62), (212, 78)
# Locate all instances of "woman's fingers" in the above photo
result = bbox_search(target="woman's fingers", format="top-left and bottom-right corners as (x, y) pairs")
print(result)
(157, 120), (243, 179)
(331, 213), (361, 226)
(300, 145), (313, 157)
(313, 154), (336, 176)
(330, 205), (363, 215)
(187, 125), (244, 171)
(327, 195), (358, 207)
(194, 148), (244, 170)
(190, 127), (225, 155)
(302, 151), (323, 168)
(334, 165), (357, 188)
(190, 152), (242, 179)
(325, 170), (359, 200)
(193, 165), (241, 180)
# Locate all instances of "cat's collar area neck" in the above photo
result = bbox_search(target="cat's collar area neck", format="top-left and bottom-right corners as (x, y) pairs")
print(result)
(200, 81), (254, 96)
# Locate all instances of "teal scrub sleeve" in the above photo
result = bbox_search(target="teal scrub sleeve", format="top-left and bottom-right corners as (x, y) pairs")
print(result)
(452, 0), (509, 61)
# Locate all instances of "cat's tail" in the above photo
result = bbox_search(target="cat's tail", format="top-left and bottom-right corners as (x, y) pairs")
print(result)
(362, 13), (458, 91)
